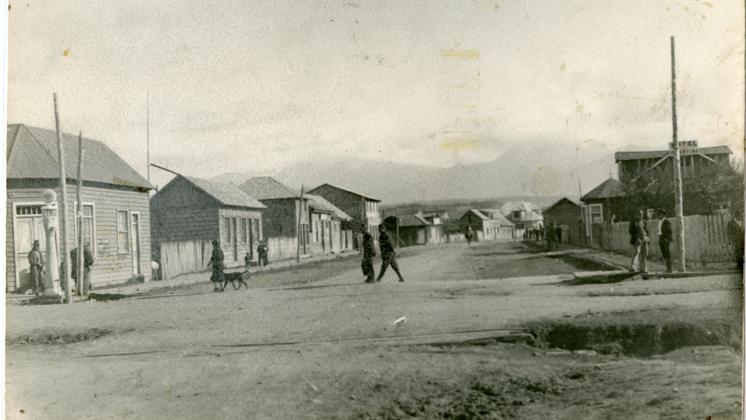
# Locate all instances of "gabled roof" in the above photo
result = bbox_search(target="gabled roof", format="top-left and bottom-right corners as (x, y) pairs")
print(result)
(309, 183), (381, 202)
(462, 209), (514, 226)
(398, 214), (430, 227)
(177, 176), (266, 209)
(544, 197), (581, 213)
(581, 177), (625, 201)
(7, 124), (153, 189)
(305, 193), (351, 220)
(615, 145), (731, 162)
(240, 176), (300, 200)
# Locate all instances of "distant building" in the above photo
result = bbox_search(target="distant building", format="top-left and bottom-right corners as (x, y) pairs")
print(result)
(499, 201), (543, 239)
(580, 177), (625, 227)
(386, 213), (444, 247)
(543, 197), (582, 244)
(239, 177), (310, 259)
(458, 209), (514, 241)
(7, 124), (155, 292)
(150, 175), (266, 279)
(307, 183), (382, 249)
(615, 141), (731, 183)
(305, 193), (354, 254)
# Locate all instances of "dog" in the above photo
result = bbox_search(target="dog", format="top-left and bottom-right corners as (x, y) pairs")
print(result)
(221, 270), (250, 291)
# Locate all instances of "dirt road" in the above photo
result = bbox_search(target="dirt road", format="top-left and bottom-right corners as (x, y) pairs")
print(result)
(6, 242), (743, 419)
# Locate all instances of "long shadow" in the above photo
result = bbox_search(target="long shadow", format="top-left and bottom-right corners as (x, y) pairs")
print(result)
(535, 271), (640, 286)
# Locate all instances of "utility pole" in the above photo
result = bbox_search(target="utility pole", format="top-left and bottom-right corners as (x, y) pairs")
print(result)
(670, 36), (686, 272)
(146, 91), (151, 184)
(296, 185), (305, 263)
(76, 132), (85, 295)
(53, 94), (72, 303)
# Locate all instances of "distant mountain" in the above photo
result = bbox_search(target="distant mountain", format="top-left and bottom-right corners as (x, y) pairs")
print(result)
(211, 138), (615, 204)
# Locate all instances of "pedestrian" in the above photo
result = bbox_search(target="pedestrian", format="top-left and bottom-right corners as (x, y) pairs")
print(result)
(465, 226), (474, 247)
(727, 214), (744, 271)
(546, 223), (556, 250)
(28, 240), (44, 295)
(209, 239), (225, 292)
(71, 244), (94, 293)
(361, 225), (376, 283)
(629, 210), (649, 273)
(376, 224), (404, 282)
(151, 260), (160, 281)
(555, 224), (562, 245)
(657, 209), (673, 273)
(244, 252), (252, 270)
(258, 240), (269, 267)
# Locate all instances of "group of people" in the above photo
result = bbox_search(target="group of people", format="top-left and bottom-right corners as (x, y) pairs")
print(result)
(27, 240), (93, 296)
(361, 224), (404, 284)
(525, 228), (544, 241)
(629, 209), (673, 273)
(544, 223), (563, 250)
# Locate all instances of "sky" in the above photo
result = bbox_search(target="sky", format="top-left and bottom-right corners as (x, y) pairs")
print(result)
(6, 0), (744, 190)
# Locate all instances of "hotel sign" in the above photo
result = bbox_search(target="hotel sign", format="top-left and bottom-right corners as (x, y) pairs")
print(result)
(670, 140), (698, 155)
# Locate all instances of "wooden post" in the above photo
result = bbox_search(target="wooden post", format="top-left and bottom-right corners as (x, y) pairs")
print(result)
(53, 94), (72, 303)
(146, 91), (150, 184)
(76, 132), (85, 295)
(296, 185), (305, 263)
(670, 36), (686, 272)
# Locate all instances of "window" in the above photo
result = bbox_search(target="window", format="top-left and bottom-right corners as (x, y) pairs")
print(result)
(16, 205), (42, 216)
(253, 218), (261, 240)
(314, 220), (319, 242)
(74, 204), (96, 256)
(589, 204), (603, 224)
(117, 211), (129, 253)
(224, 217), (231, 243)
(241, 219), (248, 243)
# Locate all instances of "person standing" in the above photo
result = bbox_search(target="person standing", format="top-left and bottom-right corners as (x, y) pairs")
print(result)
(361, 226), (376, 283)
(28, 240), (44, 295)
(657, 209), (673, 273)
(376, 224), (404, 282)
(629, 210), (649, 273)
(555, 224), (563, 245)
(465, 226), (474, 247)
(257, 240), (269, 267)
(546, 223), (557, 250)
(71, 244), (94, 293)
(209, 240), (225, 292)
(244, 252), (252, 270)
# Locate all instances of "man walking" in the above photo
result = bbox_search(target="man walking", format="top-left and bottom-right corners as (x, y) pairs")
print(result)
(28, 240), (44, 295)
(629, 210), (649, 273)
(361, 226), (376, 283)
(209, 240), (225, 292)
(657, 209), (673, 273)
(376, 224), (404, 282)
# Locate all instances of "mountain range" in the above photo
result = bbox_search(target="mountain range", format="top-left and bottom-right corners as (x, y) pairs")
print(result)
(212, 139), (616, 205)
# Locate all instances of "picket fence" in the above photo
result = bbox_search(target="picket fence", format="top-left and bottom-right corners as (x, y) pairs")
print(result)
(590, 213), (734, 264)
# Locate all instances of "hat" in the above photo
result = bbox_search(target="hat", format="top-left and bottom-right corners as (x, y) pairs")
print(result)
(32, 240), (40, 247)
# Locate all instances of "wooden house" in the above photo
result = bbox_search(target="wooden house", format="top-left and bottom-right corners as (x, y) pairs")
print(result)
(305, 193), (353, 254)
(150, 175), (266, 279)
(6, 124), (154, 292)
(239, 177), (309, 261)
(458, 209), (514, 241)
(543, 197), (583, 244)
(307, 183), (381, 250)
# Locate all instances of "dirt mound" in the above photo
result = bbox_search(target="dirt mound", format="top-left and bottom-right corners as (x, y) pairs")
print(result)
(7, 328), (114, 345)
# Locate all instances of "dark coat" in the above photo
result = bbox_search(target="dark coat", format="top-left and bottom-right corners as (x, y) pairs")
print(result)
(362, 232), (375, 260)
(659, 219), (672, 243)
(210, 247), (225, 282)
(379, 232), (395, 257)
(70, 248), (94, 280)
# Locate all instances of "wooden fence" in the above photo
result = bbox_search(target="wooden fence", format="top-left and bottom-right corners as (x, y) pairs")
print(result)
(160, 240), (213, 280)
(266, 236), (298, 263)
(589, 213), (734, 264)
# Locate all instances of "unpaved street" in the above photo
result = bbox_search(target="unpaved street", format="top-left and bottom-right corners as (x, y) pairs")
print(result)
(6, 242), (743, 419)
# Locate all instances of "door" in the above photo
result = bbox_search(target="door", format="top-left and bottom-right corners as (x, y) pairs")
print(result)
(14, 205), (47, 291)
(232, 218), (238, 261)
(131, 213), (142, 275)
(248, 219), (254, 261)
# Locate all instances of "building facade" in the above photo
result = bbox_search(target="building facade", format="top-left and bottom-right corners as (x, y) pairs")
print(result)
(615, 142), (731, 183)
(543, 197), (583, 244)
(459, 209), (514, 241)
(307, 183), (382, 249)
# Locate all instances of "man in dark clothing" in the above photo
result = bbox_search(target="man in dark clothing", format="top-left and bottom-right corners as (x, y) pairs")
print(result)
(629, 210), (649, 273)
(28, 240), (44, 295)
(546, 223), (557, 250)
(71, 244), (94, 293)
(209, 240), (225, 292)
(657, 209), (673, 273)
(376, 224), (404, 282)
(465, 227), (474, 247)
(257, 240), (269, 267)
(555, 225), (562, 245)
(361, 227), (376, 283)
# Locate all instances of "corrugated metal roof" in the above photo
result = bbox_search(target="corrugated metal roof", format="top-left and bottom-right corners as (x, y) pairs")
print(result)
(305, 193), (351, 220)
(581, 177), (625, 201)
(7, 124), (153, 189)
(183, 176), (266, 209)
(615, 145), (731, 161)
(309, 183), (381, 202)
(240, 176), (300, 200)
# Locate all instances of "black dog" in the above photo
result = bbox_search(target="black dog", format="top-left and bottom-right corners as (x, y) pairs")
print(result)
(222, 270), (250, 290)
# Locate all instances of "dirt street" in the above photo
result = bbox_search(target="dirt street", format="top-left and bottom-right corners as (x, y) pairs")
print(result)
(6, 241), (743, 419)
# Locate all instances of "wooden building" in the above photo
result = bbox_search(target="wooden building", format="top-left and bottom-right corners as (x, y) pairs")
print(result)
(580, 177), (626, 224)
(239, 177), (310, 261)
(307, 183), (381, 249)
(305, 193), (354, 255)
(615, 142), (731, 183)
(458, 209), (514, 241)
(499, 201), (543, 239)
(543, 197), (583, 245)
(150, 175), (265, 279)
(6, 124), (154, 292)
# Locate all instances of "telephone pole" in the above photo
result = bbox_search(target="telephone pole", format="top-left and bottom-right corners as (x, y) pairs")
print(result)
(53, 94), (72, 303)
(670, 36), (686, 272)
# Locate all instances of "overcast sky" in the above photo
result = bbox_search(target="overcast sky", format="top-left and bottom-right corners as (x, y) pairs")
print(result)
(7, 0), (744, 189)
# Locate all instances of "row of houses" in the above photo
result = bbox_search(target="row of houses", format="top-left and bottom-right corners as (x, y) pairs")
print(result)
(6, 124), (384, 292)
